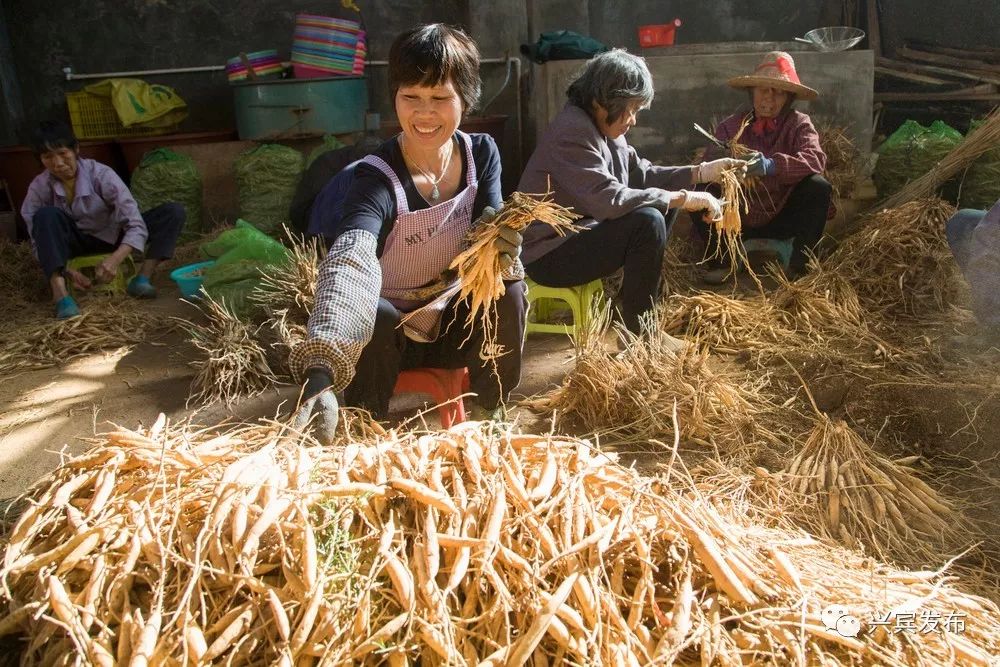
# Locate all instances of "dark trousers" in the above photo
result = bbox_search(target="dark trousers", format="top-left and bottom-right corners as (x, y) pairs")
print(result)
(694, 174), (831, 273)
(525, 206), (674, 333)
(31, 203), (186, 278)
(345, 280), (528, 418)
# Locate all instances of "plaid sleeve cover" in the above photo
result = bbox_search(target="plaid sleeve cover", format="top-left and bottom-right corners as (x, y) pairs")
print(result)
(288, 229), (382, 388)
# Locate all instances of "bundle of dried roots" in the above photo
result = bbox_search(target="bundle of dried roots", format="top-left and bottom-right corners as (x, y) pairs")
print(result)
(178, 295), (278, 407)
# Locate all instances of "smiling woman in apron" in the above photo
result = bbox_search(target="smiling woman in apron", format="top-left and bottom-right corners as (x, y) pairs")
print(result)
(290, 24), (526, 439)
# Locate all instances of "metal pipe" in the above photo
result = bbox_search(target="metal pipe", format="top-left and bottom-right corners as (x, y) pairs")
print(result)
(63, 65), (224, 81)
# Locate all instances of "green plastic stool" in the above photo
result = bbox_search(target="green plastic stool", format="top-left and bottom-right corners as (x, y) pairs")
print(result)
(65, 254), (136, 295)
(525, 277), (603, 343)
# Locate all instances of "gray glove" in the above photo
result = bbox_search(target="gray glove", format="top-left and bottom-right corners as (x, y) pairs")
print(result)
(478, 205), (521, 271)
(293, 368), (339, 444)
(495, 224), (522, 271)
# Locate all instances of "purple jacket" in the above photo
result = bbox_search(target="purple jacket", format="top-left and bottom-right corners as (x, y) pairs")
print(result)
(518, 103), (693, 264)
(21, 158), (148, 251)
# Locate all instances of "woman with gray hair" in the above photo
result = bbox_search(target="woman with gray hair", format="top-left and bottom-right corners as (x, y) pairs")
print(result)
(518, 49), (742, 334)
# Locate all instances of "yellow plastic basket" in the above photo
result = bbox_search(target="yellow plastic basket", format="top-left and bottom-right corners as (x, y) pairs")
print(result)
(66, 91), (173, 140)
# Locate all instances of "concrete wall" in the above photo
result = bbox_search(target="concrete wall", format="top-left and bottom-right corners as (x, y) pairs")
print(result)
(533, 45), (875, 166)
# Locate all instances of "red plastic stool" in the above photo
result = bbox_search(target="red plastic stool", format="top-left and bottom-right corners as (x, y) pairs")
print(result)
(393, 367), (471, 427)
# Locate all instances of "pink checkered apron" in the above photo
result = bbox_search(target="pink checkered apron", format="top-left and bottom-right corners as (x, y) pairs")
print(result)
(362, 131), (478, 342)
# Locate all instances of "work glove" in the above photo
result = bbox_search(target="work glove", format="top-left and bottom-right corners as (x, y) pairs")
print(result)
(292, 367), (340, 444)
(495, 225), (522, 271)
(696, 158), (747, 183)
(678, 190), (724, 222)
(480, 206), (522, 271)
(745, 151), (776, 178)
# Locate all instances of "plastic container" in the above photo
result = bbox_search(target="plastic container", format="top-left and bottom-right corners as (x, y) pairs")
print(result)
(291, 13), (366, 77)
(170, 260), (215, 298)
(799, 26), (866, 52)
(66, 91), (175, 140)
(638, 19), (682, 48)
(231, 76), (367, 139)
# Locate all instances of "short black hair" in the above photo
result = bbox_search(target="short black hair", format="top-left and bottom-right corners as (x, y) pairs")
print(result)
(30, 121), (78, 157)
(388, 24), (481, 112)
(567, 49), (654, 125)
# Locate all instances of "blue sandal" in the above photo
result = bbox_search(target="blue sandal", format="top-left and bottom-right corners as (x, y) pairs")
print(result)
(55, 295), (81, 319)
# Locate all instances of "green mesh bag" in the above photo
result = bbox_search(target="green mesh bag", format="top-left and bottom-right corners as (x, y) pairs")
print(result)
(874, 120), (963, 198)
(233, 144), (304, 236)
(130, 148), (204, 239)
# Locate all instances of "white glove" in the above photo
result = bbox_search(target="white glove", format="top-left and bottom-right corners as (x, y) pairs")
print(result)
(696, 158), (748, 183)
(678, 190), (724, 222)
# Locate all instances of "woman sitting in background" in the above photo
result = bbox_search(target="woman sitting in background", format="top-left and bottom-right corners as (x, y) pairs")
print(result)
(518, 49), (738, 335)
(699, 51), (831, 284)
(20, 121), (185, 318)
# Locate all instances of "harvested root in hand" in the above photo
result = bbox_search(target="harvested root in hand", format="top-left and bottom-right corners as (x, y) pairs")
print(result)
(251, 233), (323, 371)
(448, 191), (579, 356)
(178, 295), (277, 407)
(704, 166), (754, 282)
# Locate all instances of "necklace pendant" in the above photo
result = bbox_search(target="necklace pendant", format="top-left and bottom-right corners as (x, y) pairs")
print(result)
(430, 184), (440, 201)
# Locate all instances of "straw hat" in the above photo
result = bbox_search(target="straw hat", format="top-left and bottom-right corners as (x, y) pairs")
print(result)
(727, 51), (818, 101)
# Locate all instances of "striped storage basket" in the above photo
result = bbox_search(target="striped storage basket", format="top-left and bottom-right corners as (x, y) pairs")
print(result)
(226, 49), (283, 83)
(291, 14), (367, 78)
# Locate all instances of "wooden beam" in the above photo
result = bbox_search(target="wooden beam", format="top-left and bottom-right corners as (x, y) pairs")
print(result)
(875, 66), (951, 86)
(866, 0), (882, 58)
(874, 90), (1000, 102)
(897, 47), (1000, 74)
(877, 57), (1000, 86)
(906, 40), (1000, 62)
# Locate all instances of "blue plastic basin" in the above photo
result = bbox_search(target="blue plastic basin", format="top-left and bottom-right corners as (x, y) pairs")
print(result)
(170, 260), (216, 298)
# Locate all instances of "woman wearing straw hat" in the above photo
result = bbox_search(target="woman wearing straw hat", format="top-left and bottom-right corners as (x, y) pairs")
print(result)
(698, 51), (831, 284)
(289, 24), (526, 439)
(518, 49), (740, 336)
